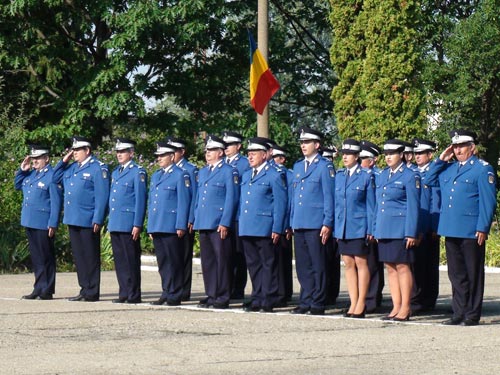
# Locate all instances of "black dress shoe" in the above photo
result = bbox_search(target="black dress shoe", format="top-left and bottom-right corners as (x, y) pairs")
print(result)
(274, 301), (288, 308)
(197, 299), (212, 308)
(461, 319), (479, 326)
(150, 298), (168, 305)
(351, 307), (367, 319)
(230, 292), (244, 300)
(307, 308), (325, 316)
(68, 295), (85, 302)
(260, 306), (273, 313)
(126, 298), (142, 304)
(243, 305), (260, 312)
(290, 306), (309, 315)
(213, 302), (229, 309)
(381, 314), (396, 321)
(22, 292), (39, 300)
(166, 299), (181, 306)
(181, 296), (190, 302)
(37, 294), (53, 300)
(442, 317), (463, 325)
(112, 298), (127, 304)
(83, 296), (99, 302)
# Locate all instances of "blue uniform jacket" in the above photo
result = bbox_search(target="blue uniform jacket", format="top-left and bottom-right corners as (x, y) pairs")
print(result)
(193, 162), (239, 230)
(147, 165), (190, 233)
(108, 161), (147, 232)
(334, 165), (375, 239)
(238, 163), (288, 237)
(227, 154), (250, 177)
(425, 156), (496, 238)
(177, 158), (199, 224)
(290, 154), (335, 229)
(53, 157), (110, 228)
(15, 165), (63, 230)
(373, 164), (421, 239)
(416, 165), (441, 234)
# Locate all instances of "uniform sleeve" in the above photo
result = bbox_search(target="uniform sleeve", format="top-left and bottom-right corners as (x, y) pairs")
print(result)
(365, 173), (376, 236)
(92, 164), (110, 225)
(14, 169), (29, 190)
(405, 173), (421, 238)
(175, 172), (191, 231)
(321, 162), (335, 228)
(188, 168), (198, 224)
(133, 169), (148, 228)
(271, 171), (288, 234)
(48, 180), (63, 228)
(52, 160), (69, 184)
(477, 165), (497, 233)
(425, 158), (448, 187)
(219, 169), (238, 228)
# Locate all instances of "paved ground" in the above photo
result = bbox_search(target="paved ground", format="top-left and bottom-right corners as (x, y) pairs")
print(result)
(1, 264), (500, 374)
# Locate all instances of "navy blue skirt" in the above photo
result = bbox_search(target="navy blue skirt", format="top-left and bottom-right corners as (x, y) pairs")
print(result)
(338, 238), (368, 256)
(378, 239), (415, 264)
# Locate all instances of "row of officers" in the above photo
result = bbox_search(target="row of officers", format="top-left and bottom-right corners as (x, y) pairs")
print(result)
(15, 128), (497, 326)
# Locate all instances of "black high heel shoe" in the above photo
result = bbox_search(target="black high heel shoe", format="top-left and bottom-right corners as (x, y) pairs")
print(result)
(351, 307), (366, 319)
(341, 308), (352, 317)
(392, 312), (411, 322)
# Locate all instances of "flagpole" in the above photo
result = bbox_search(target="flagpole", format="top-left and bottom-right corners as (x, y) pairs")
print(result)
(257, 0), (269, 138)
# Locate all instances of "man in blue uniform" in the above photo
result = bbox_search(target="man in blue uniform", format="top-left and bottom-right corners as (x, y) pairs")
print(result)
(194, 135), (239, 309)
(290, 127), (335, 315)
(148, 142), (191, 306)
(425, 130), (497, 326)
(166, 136), (199, 302)
(53, 136), (110, 302)
(239, 138), (287, 313)
(108, 138), (147, 304)
(15, 144), (62, 300)
(360, 140), (385, 313)
(222, 131), (250, 300)
(411, 138), (441, 313)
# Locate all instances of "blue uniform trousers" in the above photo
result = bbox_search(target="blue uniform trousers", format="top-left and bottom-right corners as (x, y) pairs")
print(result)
(325, 237), (340, 305)
(230, 220), (247, 299)
(366, 241), (384, 311)
(25, 228), (56, 296)
(294, 229), (327, 309)
(199, 230), (232, 305)
(68, 225), (101, 299)
(446, 237), (485, 322)
(241, 236), (279, 308)
(181, 231), (195, 300)
(277, 236), (293, 303)
(110, 232), (142, 301)
(411, 233), (440, 311)
(153, 233), (184, 302)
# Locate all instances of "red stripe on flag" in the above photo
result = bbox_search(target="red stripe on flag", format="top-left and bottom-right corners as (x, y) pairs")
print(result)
(250, 69), (280, 115)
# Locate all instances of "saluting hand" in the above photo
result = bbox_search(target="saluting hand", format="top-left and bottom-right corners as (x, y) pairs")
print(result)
(62, 149), (74, 163)
(439, 145), (455, 162)
(21, 156), (31, 171)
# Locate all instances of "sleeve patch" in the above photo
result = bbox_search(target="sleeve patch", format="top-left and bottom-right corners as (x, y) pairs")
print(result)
(102, 170), (108, 179)
(488, 174), (495, 184)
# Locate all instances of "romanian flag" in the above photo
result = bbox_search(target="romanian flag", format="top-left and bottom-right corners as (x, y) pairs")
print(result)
(248, 31), (280, 115)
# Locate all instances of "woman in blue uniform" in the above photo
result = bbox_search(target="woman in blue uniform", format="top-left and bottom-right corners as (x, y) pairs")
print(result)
(334, 139), (375, 318)
(374, 139), (420, 321)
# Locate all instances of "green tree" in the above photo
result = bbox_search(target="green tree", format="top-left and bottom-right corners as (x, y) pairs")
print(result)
(330, 0), (427, 145)
(422, 0), (500, 167)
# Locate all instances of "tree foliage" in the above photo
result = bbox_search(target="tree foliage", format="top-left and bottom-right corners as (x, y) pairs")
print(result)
(330, 0), (427, 145)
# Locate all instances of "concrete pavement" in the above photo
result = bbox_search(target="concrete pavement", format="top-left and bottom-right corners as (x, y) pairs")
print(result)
(1, 263), (500, 374)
